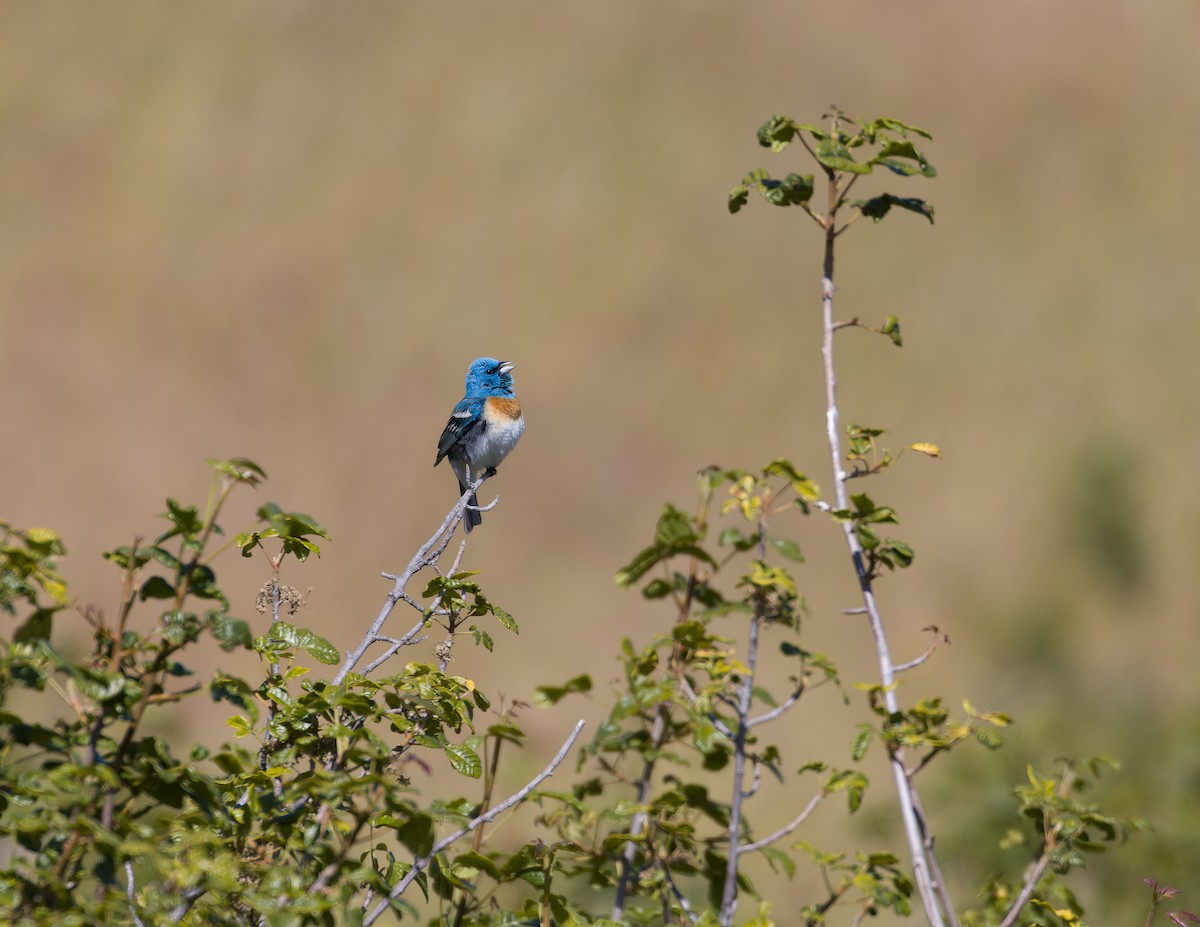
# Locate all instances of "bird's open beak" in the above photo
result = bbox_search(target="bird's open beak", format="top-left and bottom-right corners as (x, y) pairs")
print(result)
(499, 362), (516, 375)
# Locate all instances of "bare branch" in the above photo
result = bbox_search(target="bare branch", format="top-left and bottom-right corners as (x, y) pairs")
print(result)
(996, 850), (1052, 927)
(362, 720), (586, 927)
(738, 791), (826, 855)
(907, 747), (944, 779)
(658, 860), (700, 925)
(747, 679), (805, 728)
(614, 706), (669, 920)
(819, 173), (947, 926)
(334, 473), (490, 685)
(167, 887), (208, 923)
(743, 761), (762, 800)
(124, 861), (147, 927)
(719, 607), (762, 927)
(895, 627), (949, 673)
(359, 619), (428, 676)
(848, 901), (874, 927)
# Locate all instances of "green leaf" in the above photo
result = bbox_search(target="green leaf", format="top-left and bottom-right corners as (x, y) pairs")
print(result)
(768, 537), (804, 562)
(757, 115), (798, 151)
(852, 194), (935, 224)
(866, 116), (933, 140)
(444, 743), (482, 778)
(157, 498), (204, 543)
(729, 185), (750, 214)
(879, 539), (915, 570)
(655, 505), (695, 547)
(868, 140), (937, 178)
(642, 578), (672, 599)
(756, 115), (826, 151)
(815, 139), (872, 175)
(207, 612), (253, 651)
(764, 459), (821, 502)
(719, 527), (758, 552)
(615, 505), (715, 588)
(534, 675), (592, 706)
(486, 723), (526, 746)
(759, 845), (796, 879)
(211, 673), (259, 721)
(490, 603), (518, 632)
(469, 625), (494, 651)
(139, 575), (176, 601)
(851, 724), (873, 761)
(208, 457), (267, 485)
(451, 851), (502, 880)
(14, 609), (53, 643)
(826, 769), (869, 813)
(742, 560), (797, 596)
(882, 315), (903, 347)
(614, 546), (663, 588)
(254, 503), (330, 561)
(759, 172), (814, 207)
(256, 621), (339, 664)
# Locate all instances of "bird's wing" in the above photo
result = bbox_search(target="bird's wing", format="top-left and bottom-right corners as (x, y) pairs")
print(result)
(435, 397), (484, 465)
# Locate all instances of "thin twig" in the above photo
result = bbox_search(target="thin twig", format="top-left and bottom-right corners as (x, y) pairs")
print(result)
(848, 900), (873, 927)
(910, 787), (962, 927)
(334, 473), (488, 685)
(743, 761), (762, 800)
(360, 620), (428, 676)
(167, 887), (207, 923)
(997, 773), (1075, 927)
(437, 539), (471, 672)
(719, 602), (762, 927)
(747, 680), (805, 728)
(362, 720), (586, 927)
(738, 791), (826, 854)
(895, 628), (948, 673)
(614, 705), (669, 920)
(907, 747), (944, 779)
(996, 851), (1052, 927)
(658, 858), (700, 925)
(926, 838), (961, 927)
(124, 861), (147, 927)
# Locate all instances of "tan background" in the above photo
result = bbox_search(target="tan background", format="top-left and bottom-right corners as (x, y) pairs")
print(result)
(2, 1), (1199, 920)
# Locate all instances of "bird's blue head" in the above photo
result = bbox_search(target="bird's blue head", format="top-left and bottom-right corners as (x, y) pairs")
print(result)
(463, 357), (516, 396)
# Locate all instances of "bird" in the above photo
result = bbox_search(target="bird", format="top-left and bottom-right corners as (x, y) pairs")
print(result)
(434, 357), (525, 533)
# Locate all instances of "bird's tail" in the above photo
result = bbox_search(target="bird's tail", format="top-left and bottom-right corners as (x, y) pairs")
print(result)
(460, 483), (482, 533)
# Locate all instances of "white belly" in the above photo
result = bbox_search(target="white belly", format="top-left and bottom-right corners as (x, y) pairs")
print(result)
(471, 414), (525, 470)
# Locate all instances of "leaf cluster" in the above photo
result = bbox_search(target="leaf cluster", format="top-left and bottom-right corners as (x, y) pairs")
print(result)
(0, 459), (529, 926)
(729, 109), (936, 226)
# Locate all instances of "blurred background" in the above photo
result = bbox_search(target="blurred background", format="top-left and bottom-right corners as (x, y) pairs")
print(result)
(2, 0), (1198, 920)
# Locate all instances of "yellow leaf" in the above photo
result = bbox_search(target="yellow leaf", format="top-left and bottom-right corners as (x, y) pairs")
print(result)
(40, 578), (69, 603)
(909, 442), (942, 458)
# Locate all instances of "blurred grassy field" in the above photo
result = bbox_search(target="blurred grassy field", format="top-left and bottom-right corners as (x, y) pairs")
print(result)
(2, 1), (1199, 920)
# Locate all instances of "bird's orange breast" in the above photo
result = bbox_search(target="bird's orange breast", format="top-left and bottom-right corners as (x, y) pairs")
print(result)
(486, 397), (522, 421)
